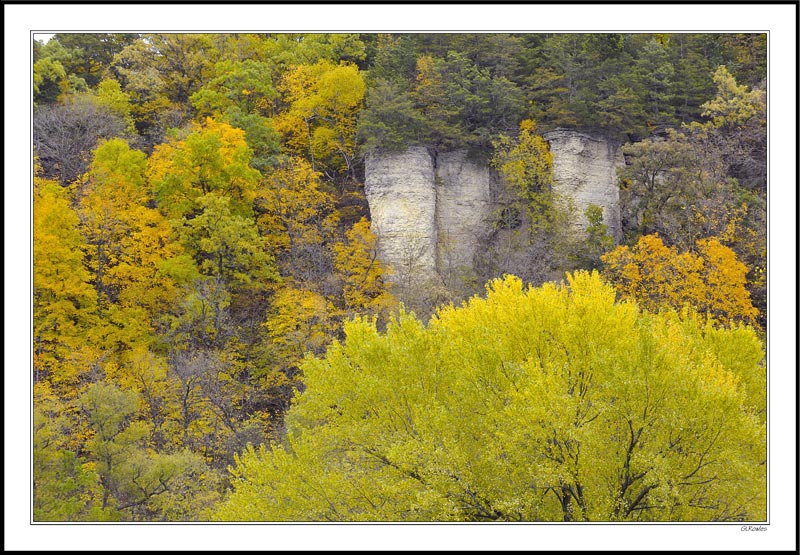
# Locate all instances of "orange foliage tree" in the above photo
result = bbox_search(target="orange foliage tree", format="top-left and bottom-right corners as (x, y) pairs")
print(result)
(601, 234), (758, 327)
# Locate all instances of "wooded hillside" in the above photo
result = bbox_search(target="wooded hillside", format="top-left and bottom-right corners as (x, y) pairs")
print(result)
(33, 32), (766, 522)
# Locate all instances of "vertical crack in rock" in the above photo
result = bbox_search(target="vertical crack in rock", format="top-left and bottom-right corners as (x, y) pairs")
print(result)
(543, 129), (624, 241)
(435, 150), (494, 278)
(365, 130), (623, 289)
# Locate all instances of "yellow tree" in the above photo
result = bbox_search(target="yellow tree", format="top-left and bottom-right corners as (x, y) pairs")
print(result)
(333, 217), (397, 318)
(491, 119), (557, 231)
(78, 138), (150, 308)
(255, 157), (339, 284)
(265, 286), (340, 380)
(601, 234), (758, 327)
(684, 65), (766, 327)
(274, 61), (366, 179)
(483, 118), (572, 286)
(33, 166), (101, 388)
(79, 138), (188, 350)
(216, 272), (765, 521)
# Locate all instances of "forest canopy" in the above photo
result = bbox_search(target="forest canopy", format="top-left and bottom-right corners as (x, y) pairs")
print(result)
(32, 32), (766, 522)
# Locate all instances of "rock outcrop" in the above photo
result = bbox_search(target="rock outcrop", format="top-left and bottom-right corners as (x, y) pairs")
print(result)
(365, 147), (438, 283)
(364, 129), (624, 287)
(434, 151), (495, 276)
(542, 129), (624, 240)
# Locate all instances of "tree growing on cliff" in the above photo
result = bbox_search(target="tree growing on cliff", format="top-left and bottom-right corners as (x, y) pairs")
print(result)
(215, 271), (765, 521)
(482, 119), (572, 285)
(357, 79), (428, 153)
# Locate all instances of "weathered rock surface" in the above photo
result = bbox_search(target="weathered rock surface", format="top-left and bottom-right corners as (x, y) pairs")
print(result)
(364, 130), (624, 287)
(365, 147), (438, 283)
(434, 151), (495, 274)
(543, 129), (624, 240)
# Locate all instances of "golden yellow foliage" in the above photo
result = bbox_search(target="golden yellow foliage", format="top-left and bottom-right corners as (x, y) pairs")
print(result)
(601, 234), (758, 327)
(265, 287), (340, 372)
(33, 172), (102, 386)
(273, 61), (365, 176)
(333, 218), (397, 317)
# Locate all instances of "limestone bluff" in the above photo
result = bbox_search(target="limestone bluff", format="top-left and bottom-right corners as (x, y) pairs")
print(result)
(364, 129), (624, 287)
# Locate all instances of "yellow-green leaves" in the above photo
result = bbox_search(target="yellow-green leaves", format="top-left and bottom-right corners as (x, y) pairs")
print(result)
(147, 118), (261, 220)
(492, 119), (554, 199)
(274, 61), (366, 177)
(217, 271), (765, 521)
(698, 66), (765, 131)
(176, 192), (277, 289)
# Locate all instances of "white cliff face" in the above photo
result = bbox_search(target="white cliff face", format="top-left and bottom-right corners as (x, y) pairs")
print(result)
(435, 151), (494, 275)
(364, 130), (623, 288)
(365, 147), (438, 283)
(543, 129), (623, 241)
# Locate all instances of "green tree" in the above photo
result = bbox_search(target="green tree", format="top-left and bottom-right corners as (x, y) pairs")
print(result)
(147, 118), (262, 220)
(618, 129), (730, 249)
(33, 383), (112, 521)
(439, 50), (525, 156)
(52, 33), (139, 88)
(357, 79), (428, 153)
(410, 54), (461, 151)
(215, 271), (765, 521)
(685, 65), (766, 194)
(176, 193), (278, 290)
(94, 78), (137, 134)
(667, 34), (722, 124)
(113, 34), (218, 107)
(33, 57), (68, 105)
(111, 34), (219, 145)
(635, 38), (676, 127)
(78, 382), (214, 520)
(571, 204), (614, 269)
(190, 59), (281, 171)
(717, 34), (767, 89)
